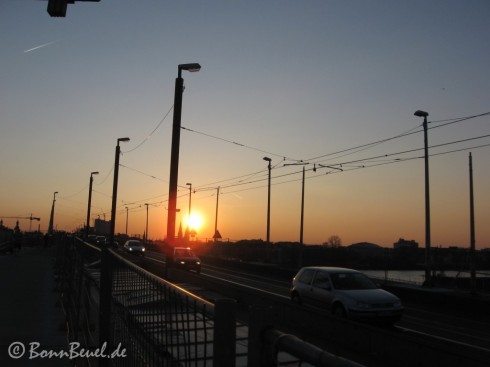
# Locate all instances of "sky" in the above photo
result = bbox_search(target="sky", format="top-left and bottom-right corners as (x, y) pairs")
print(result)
(1, 0), (489, 248)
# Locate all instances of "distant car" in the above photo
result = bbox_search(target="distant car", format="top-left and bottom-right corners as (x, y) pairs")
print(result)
(171, 247), (201, 273)
(290, 267), (404, 324)
(123, 240), (145, 256)
(96, 236), (106, 247)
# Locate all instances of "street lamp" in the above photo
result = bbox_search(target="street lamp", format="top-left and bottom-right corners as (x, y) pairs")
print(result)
(263, 157), (272, 244)
(86, 171), (99, 238)
(414, 110), (431, 286)
(186, 183), (192, 239)
(48, 191), (58, 235)
(100, 136), (129, 348)
(166, 63), (201, 244)
(109, 137), (130, 248)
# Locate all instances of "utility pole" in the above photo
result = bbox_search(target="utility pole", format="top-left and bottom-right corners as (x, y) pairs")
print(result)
(414, 110), (431, 286)
(263, 157), (272, 244)
(186, 183), (192, 240)
(214, 187), (220, 241)
(469, 152), (476, 293)
(145, 203), (149, 243)
(86, 171), (99, 238)
(125, 207), (129, 236)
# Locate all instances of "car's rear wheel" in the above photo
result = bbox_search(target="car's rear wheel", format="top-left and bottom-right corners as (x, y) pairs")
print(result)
(332, 303), (346, 318)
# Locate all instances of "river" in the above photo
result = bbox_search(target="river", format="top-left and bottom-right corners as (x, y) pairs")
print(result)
(363, 269), (490, 285)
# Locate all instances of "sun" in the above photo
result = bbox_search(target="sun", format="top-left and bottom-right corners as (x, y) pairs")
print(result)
(187, 212), (204, 232)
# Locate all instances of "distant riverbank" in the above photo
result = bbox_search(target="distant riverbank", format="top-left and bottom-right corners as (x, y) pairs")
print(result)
(364, 269), (490, 288)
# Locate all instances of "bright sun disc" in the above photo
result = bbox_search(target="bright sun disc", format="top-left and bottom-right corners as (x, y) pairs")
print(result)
(187, 212), (204, 232)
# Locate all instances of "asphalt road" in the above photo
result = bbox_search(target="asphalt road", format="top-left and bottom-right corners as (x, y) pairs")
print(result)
(120, 249), (490, 366)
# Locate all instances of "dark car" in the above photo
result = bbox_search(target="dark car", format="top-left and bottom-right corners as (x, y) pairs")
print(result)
(123, 240), (145, 256)
(171, 247), (201, 273)
(291, 266), (404, 324)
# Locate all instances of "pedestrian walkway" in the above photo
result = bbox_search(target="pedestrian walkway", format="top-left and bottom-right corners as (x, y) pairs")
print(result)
(0, 246), (70, 366)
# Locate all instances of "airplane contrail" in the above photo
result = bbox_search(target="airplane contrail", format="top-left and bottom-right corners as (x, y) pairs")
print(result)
(24, 40), (60, 53)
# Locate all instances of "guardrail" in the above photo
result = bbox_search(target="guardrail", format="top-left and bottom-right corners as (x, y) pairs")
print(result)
(55, 236), (364, 367)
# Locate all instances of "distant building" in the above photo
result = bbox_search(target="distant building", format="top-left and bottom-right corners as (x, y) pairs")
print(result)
(393, 238), (418, 250)
(94, 219), (110, 236)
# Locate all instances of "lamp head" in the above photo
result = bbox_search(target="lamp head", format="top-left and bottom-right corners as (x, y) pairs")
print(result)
(118, 137), (130, 143)
(414, 110), (429, 118)
(263, 157), (272, 162)
(179, 63), (201, 73)
(91, 171), (99, 176)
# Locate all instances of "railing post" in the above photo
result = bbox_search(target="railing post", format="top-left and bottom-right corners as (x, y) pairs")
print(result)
(248, 305), (274, 367)
(99, 247), (113, 366)
(213, 298), (236, 367)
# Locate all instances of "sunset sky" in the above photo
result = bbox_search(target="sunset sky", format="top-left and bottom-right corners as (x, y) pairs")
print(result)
(1, 1), (489, 248)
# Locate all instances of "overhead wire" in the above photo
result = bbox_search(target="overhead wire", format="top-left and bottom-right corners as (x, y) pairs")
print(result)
(123, 105), (174, 153)
(116, 111), (490, 213)
(181, 125), (301, 162)
(119, 163), (167, 182)
(218, 141), (490, 198)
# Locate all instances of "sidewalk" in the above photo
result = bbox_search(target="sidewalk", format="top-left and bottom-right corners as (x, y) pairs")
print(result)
(0, 246), (71, 366)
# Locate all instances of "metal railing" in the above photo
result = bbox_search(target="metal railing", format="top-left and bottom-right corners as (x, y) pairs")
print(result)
(109, 248), (248, 366)
(55, 236), (364, 367)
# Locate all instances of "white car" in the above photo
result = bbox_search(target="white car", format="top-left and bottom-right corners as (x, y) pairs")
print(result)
(123, 240), (145, 256)
(291, 266), (404, 323)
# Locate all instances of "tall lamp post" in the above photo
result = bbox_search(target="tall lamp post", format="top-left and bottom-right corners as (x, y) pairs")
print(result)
(109, 137), (130, 248)
(86, 171), (99, 238)
(263, 157), (272, 244)
(166, 63), (201, 244)
(100, 136), (129, 348)
(414, 110), (431, 286)
(48, 191), (58, 235)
